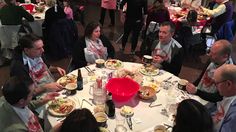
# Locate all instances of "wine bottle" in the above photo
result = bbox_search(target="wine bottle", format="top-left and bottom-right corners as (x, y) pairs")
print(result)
(105, 92), (115, 118)
(77, 69), (83, 90)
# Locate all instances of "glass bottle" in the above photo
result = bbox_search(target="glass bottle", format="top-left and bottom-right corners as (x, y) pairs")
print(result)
(105, 92), (115, 118)
(77, 69), (83, 90)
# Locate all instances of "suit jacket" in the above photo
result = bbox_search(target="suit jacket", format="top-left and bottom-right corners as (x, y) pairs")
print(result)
(0, 97), (42, 132)
(219, 98), (236, 132)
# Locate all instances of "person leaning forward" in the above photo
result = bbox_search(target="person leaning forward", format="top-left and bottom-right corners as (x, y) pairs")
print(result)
(0, 76), (59, 132)
(10, 34), (66, 95)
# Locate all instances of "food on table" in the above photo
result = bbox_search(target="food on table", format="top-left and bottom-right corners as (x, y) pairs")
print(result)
(99, 127), (110, 132)
(105, 59), (123, 70)
(115, 69), (143, 84)
(94, 104), (106, 113)
(139, 66), (159, 76)
(65, 83), (77, 90)
(120, 105), (134, 117)
(48, 98), (75, 116)
(95, 59), (105, 68)
(154, 125), (167, 132)
(138, 86), (156, 100)
(57, 74), (77, 87)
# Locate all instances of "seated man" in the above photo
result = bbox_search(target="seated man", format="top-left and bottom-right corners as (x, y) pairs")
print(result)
(10, 34), (66, 95)
(0, 76), (59, 131)
(186, 40), (234, 102)
(150, 21), (184, 76)
(212, 64), (236, 132)
(200, 0), (233, 34)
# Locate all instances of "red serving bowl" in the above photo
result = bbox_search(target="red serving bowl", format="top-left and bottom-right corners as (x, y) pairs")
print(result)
(106, 78), (140, 102)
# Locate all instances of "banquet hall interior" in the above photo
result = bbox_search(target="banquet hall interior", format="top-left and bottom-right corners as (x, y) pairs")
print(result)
(0, 0), (236, 96)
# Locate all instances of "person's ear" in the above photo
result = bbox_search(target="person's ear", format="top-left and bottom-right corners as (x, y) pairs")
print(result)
(18, 98), (25, 106)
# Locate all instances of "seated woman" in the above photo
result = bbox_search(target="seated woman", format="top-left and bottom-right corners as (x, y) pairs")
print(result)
(52, 108), (100, 132)
(173, 99), (213, 132)
(71, 21), (115, 69)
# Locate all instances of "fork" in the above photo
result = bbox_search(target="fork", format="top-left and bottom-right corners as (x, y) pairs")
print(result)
(85, 66), (95, 76)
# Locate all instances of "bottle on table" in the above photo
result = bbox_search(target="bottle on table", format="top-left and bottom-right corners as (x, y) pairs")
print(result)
(77, 69), (83, 90)
(105, 92), (115, 118)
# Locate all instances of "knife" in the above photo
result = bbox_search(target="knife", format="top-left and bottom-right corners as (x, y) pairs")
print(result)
(126, 116), (133, 130)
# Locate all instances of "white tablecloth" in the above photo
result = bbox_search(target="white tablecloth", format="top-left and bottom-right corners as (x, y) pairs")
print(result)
(45, 62), (208, 132)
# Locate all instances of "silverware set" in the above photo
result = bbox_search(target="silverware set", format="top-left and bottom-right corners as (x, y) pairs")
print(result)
(126, 116), (133, 130)
(80, 99), (93, 108)
(85, 66), (95, 76)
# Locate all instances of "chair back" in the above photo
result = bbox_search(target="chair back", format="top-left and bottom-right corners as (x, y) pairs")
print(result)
(0, 25), (21, 49)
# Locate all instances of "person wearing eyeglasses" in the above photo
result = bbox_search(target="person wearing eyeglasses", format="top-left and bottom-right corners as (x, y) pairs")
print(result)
(211, 64), (236, 132)
(186, 40), (234, 103)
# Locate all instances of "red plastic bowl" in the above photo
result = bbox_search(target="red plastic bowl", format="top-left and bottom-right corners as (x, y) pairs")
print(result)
(106, 78), (140, 102)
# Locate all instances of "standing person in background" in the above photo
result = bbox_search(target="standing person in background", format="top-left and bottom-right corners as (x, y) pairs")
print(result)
(0, 0), (34, 66)
(119, 0), (148, 55)
(63, 0), (73, 20)
(199, 0), (233, 34)
(99, 0), (116, 27)
(43, 0), (66, 33)
(145, 0), (170, 32)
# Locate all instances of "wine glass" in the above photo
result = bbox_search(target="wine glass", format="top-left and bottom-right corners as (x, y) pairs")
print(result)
(152, 49), (168, 61)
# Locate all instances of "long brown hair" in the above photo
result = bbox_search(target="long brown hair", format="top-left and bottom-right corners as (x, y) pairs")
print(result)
(149, 0), (167, 12)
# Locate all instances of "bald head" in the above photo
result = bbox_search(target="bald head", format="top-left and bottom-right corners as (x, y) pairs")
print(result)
(217, 64), (236, 83)
(214, 64), (236, 97)
(213, 40), (232, 56)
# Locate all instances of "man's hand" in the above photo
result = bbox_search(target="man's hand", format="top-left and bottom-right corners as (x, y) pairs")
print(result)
(44, 82), (64, 92)
(49, 66), (66, 76)
(153, 55), (164, 64)
(39, 92), (60, 105)
(43, 92), (60, 102)
(186, 82), (197, 94)
(56, 67), (66, 76)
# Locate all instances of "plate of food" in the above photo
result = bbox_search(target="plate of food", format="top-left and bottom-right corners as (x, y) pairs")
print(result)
(139, 66), (159, 76)
(48, 98), (76, 117)
(120, 105), (134, 117)
(104, 59), (123, 70)
(57, 74), (77, 87)
(138, 86), (156, 100)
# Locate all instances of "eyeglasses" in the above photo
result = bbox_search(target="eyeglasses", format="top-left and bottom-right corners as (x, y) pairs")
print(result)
(214, 80), (227, 86)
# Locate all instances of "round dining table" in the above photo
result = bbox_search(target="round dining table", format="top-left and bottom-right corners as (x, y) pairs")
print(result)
(44, 62), (208, 132)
